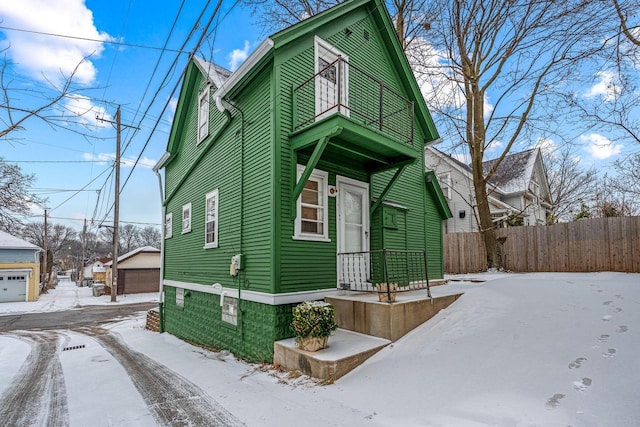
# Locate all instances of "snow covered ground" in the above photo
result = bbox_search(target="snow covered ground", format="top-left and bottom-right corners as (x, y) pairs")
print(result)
(1, 272), (639, 426)
(0, 279), (158, 315)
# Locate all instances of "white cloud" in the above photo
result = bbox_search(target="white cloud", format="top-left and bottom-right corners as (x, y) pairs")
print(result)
(83, 152), (156, 169)
(486, 139), (503, 152)
(228, 41), (250, 71)
(583, 71), (621, 102)
(581, 133), (623, 159)
(0, 0), (111, 85)
(535, 137), (557, 156)
(63, 95), (110, 127)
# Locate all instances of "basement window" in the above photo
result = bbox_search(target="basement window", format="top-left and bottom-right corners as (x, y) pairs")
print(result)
(176, 287), (184, 308)
(221, 296), (238, 326)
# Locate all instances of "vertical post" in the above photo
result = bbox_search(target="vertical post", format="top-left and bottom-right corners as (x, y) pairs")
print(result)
(80, 218), (86, 286)
(383, 249), (391, 303)
(337, 56), (342, 114)
(423, 250), (432, 300)
(409, 101), (414, 145)
(111, 106), (121, 302)
(42, 209), (48, 292)
(379, 82), (384, 132)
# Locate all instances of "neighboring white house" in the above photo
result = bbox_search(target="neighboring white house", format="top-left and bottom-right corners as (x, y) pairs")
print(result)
(425, 147), (552, 233)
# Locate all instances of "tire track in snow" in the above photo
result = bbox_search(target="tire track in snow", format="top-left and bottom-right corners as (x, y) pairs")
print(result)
(0, 331), (69, 426)
(78, 327), (244, 426)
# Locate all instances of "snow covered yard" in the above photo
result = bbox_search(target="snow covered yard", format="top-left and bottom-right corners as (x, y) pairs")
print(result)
(1, 272), (638, 426)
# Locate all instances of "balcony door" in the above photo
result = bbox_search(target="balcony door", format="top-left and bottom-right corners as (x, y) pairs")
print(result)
(336, 176), (369, 287)
(314, 36), (349, 121)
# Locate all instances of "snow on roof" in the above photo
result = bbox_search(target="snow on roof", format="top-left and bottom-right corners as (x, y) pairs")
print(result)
(482, 148), (538, 194)
(193, 57), (232, 89)
(0, 230), (41, 251)
(105, 246), (160, 266)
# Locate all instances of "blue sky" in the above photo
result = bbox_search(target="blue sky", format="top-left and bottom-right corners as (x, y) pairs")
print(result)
(0, 1), (634, 235)
(0, 0), (261, 233)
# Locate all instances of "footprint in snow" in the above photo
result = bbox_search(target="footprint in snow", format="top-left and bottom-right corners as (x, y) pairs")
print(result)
(598, 334), (609, 343)
(573, 377), (593, 392)
(615, 307), (623, 313)
(616, 325), (628, 333)
(615, 294), (624, 300)
(603, 301), (613, 306)
(602, 348), (617, 358)
(569, 357), (587, 369)
(602, 315), (612, 322)
(545, 393), (565, 409)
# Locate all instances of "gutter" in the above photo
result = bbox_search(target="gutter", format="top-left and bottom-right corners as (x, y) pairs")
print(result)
(152, 162), (166, 332)
(213, 38), (274, 112)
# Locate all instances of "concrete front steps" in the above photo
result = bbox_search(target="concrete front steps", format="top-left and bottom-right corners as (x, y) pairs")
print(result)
(273, 290), (462, 381)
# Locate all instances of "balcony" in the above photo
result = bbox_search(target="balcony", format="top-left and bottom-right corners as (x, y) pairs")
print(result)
(291, 57), (417, 172)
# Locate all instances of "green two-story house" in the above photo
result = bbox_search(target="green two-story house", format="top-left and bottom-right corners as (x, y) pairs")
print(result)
(155, 0), (451, 362)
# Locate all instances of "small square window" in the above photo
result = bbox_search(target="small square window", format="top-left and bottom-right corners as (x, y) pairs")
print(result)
(438, 173), (452, 200)
(182, 203), (192, 234)
(176, 288), (184, 308)
(221, 296), (237, 325)
(165, 212), (173, 239)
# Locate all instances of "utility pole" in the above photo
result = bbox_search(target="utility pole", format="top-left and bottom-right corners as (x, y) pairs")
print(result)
(97, 106), (138, 302)
(42, 209), (48, 291)
(80, 218), (87, 286)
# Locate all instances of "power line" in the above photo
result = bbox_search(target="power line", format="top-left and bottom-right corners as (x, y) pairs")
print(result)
(0, 25), (190, 54)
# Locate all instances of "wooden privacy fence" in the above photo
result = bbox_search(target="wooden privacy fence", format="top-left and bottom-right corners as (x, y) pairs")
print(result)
(444, 216), (640, 274)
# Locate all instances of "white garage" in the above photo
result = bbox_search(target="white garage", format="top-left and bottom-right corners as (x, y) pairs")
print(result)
(0, 271), (29, 303)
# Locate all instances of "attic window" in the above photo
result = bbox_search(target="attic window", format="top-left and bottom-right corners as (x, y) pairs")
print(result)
(438, 173), (452, 200)
(198, 85), (210, 144)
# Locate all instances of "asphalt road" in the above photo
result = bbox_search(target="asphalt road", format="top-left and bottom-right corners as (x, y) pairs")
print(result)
(0, 302), (156, 332)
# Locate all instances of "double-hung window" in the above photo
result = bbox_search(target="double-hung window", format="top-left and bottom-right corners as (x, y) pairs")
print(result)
(204, 189), (219, 248)
(164, 212), (173, 239)
(198, 85), (210, 144)
(294, 165), (329, 241)
(182, 203), (192, 234)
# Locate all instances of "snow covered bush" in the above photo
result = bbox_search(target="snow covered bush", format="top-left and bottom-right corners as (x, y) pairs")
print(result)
(290, 301), (338, 339)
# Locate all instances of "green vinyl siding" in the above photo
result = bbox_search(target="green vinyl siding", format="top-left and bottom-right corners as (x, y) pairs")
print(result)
(164, 66), (274, 293)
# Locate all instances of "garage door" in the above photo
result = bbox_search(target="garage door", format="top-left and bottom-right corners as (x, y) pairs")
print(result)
(0, 274), (27, 303)
(117, 269), (160, 294)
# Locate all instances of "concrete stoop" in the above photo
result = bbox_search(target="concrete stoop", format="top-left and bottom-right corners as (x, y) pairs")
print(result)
(274, 291), (462, 381)
(273, 329), (390, 381)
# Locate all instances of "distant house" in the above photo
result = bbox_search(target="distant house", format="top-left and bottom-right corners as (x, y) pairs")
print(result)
(425, 147), (551, 233)
(0, 230), (42, 303)
(105, 246), (160, 294)
(86, 257), (110, 284)
(155, 0), (451, 362)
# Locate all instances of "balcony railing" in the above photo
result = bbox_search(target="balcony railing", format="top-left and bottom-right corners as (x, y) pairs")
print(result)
(293, 57), (415, 146)
(337, 249), (431, 301)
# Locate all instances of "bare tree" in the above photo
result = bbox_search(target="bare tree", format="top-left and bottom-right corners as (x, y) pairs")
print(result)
(119, 223), (139, 254)
(613, 0), (640, 46)
(543, 148), (598, 223)
(0, 157), (42, 232)
(0, 47), (102, 142)
(21, 221), (77, 259)
(138, 225), (161, 248)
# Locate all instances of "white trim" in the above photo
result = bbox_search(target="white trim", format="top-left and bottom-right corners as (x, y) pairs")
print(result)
(153, 151), (171, 171)
(163, 279), (339, 305)
(204, 189), (219, 249)
(214, 38), (274, 112)
(294, 165), (330, 241)
(182, 202), (192, 234)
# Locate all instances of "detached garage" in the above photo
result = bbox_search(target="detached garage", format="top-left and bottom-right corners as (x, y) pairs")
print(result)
(0, 230), (42, 303)
(106, 246), (160, 294)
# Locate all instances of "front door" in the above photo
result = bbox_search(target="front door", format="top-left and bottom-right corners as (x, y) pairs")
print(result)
(336, 176), (369, 288)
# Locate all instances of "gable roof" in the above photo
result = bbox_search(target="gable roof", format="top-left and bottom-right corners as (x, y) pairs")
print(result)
(482, 148), (539, 194)
(193, 57), (231, 89)
(0, 230), (41, 251)
(105, 246), (160, 266)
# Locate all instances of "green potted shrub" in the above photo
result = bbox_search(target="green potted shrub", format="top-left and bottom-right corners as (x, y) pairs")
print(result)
(291, 301), (338, 351)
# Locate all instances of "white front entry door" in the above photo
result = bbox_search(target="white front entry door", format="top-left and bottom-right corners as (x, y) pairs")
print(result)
(315, 36), (349, 120)
(336, 176), (369, 288)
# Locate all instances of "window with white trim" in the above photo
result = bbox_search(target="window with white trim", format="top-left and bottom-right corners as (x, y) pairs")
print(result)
(176, 287), (184, 308)
(165, 212), (173, 239)
(204, 189), (219, 248)
(294, 165), (329, 241)
(182, 203), (192, 233)
(438, 172), (452, 200)
(198, 85), (210, 144)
